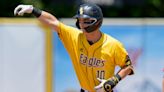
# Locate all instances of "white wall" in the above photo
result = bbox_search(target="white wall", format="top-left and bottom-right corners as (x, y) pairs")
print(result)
(0, 20), (49, 92)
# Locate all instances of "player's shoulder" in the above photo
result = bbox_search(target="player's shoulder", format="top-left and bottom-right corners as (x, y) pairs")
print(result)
(104, 33), (125, 49)
(104, 33), (122, 45)
(58, 22), (82, 36)
(59, 22), (81, 32)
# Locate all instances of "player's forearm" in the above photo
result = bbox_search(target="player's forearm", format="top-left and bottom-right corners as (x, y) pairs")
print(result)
(38, 11), (59, 32)
(118, 66), (134, 79)
(99, 66), (133, 92)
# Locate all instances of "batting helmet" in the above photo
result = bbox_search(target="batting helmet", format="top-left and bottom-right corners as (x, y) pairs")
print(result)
(74, 3), (103, 33)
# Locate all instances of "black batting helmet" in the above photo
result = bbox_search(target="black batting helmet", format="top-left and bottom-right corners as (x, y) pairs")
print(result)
(74, 3), (103, 33)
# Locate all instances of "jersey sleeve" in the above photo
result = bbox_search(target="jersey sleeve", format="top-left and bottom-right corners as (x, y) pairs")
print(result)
(114, 41), (128, 68)
(57, 22), (81, 54)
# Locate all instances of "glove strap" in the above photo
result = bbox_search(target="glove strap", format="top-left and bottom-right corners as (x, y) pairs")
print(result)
(32, 7), (42, 17)
(103, 74), (121, 92)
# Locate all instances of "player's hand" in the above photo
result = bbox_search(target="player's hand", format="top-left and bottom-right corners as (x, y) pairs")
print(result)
(14, 5), (33, 16)
(95, 74), (121, 92)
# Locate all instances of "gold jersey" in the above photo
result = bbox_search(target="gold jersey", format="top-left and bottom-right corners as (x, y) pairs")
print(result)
(58, 22), (128, 92)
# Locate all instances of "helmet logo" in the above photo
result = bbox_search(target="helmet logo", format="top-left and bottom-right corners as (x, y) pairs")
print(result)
(80, 7), (83, 15)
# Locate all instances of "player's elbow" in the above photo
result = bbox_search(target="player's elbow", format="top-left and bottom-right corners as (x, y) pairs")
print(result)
(126, 65), (134, 75)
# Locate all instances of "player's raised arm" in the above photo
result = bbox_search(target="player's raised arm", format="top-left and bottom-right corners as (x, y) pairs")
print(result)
(14, 5), (60, 32)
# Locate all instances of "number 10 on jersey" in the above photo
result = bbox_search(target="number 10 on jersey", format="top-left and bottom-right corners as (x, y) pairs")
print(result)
(97, 70), (105, 79)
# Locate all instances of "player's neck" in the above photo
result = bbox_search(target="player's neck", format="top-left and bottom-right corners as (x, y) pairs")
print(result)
(84, 29), (102, 44)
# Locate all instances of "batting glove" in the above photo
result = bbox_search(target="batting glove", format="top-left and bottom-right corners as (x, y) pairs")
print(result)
(95, 74), (121, 92)
(95, 78), (106, 92)
(14, 5), (33, 16)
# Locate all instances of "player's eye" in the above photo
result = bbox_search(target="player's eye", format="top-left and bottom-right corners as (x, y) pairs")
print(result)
(78, 18), (97, 25)
(84, 20), (95, 24)
(84, 19), (97, 25)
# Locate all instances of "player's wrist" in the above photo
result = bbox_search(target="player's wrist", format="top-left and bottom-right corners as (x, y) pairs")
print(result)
(103, 74), (121, 92)
(114, 74), (122, 82)
(32, 7), (42, 17)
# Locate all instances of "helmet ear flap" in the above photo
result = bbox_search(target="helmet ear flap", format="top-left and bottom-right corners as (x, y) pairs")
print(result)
(76, 19), (80, 29)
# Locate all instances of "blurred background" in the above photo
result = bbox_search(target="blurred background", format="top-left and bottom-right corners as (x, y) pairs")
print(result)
(1, 0), (164, 17)
(0, 0), (164, 92)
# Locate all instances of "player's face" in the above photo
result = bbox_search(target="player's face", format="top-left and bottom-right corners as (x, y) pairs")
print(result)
(78, 18), (97, 29)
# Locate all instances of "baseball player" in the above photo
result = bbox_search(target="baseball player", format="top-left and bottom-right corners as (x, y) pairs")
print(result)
(14, 3), (134, 92)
